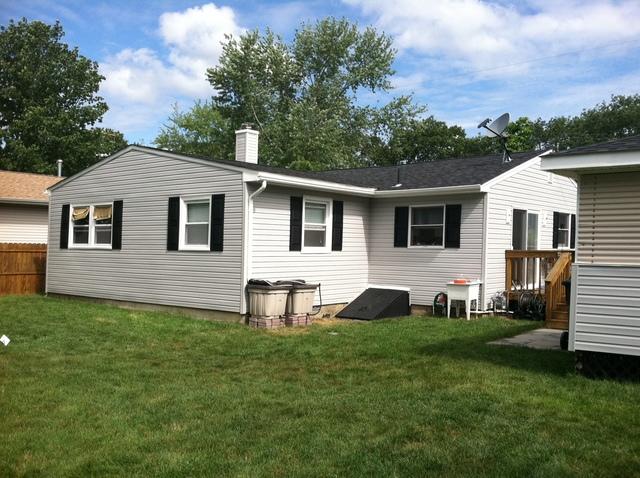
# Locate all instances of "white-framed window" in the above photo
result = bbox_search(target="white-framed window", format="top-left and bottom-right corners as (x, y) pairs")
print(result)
(69, 204), (113, 248)
(180, 198), (210, 250)
(409, 205), (444, 247)
(556, 212), (571, 249)
(302, 197), (331, 252)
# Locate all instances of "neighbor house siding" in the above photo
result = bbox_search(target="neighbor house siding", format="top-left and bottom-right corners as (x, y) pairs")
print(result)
(578, 172), (640, 265)
(250, 186), (370, 305)
(368, 193), (485, 307)
(0, 203), (49, 243)
(47, 149), (244, 313)
(484, 159), (577, 307)
(571, 264), (640, 356)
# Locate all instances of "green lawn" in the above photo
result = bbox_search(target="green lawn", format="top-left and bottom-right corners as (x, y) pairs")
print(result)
(1, 296), (639, 477)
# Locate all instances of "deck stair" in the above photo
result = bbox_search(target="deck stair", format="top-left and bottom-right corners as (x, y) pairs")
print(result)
(547, 302), (569, 330)
(544, 252), (573, 330)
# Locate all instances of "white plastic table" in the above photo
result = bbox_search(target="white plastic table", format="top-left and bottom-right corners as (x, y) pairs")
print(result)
(446, 280), (481, 320)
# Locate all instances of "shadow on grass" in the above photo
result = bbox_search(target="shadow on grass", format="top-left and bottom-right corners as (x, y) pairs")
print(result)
(417, 326), (575, 378)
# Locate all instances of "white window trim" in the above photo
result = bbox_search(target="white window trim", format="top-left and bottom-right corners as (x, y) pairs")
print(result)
(68, 203), (114, 250)
(556, 211), (572, 250)
(301, 195), (332, 254)
(179, 197), (211, 251)
(408, 204), (445, 249)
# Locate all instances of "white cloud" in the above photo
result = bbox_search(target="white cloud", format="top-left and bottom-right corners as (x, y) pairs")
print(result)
(159, 3), (243, 84)
(346, 0), (640, 74)
(99, 3), (245, 142)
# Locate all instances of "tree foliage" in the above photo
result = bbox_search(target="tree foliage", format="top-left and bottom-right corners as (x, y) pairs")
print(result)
(155, 101), (230, 160)
(462, 95), (640, 157)
(157, 18), (422, 170)
(0, 19), (126, 175)
(156, 15), (640, 169)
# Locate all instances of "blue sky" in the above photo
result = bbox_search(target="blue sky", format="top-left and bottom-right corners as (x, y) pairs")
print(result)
(3, 0), (640, 144)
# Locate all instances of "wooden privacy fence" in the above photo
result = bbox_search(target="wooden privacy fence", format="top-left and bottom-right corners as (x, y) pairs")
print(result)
(0, 243), (47, 295)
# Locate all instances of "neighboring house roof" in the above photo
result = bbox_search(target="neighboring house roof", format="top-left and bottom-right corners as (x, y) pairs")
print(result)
(547, 135), (640, 157)
(0, 170), (63, 204)
(50, 145), (547, 195)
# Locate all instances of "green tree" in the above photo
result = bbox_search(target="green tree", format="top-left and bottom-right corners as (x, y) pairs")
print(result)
(383, 116), (469, 164)
(0, 19), (126, 175)
(155, 101), (230, 160)
(157, 18), (420, 170)
(537, 95), (640, 152)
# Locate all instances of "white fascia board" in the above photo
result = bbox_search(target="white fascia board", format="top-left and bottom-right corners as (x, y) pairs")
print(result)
(540, 150), (640, 174)
(0, 197), (49, 205)
(248, 171), (376, 196)
(375, 184), (483, 197)
(480, 152), (550, 192)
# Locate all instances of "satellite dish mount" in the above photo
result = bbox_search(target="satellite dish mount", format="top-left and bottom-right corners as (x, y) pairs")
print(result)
(478, 113), (511, 163)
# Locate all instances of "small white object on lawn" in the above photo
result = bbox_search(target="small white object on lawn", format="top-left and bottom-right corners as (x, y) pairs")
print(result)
(0, 335), (10, 346)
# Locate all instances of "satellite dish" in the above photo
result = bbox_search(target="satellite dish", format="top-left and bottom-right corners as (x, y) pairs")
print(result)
(478, 112), (512, 163)
(484, 113), (510, 138)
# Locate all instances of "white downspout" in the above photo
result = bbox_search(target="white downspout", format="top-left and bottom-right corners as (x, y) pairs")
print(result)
(249, 179), (268, 203)
(241, 180), (267, 315)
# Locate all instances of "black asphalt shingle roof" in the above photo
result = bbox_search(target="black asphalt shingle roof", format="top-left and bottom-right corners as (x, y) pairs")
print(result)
(137, 145), (543, 191)
(312, 151), (542, 190)
(547, 135), (640, 157)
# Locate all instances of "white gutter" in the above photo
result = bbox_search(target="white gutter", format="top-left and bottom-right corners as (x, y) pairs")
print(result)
(253, 171), (376, 196)
(246, 173), (484, 198)
(375, 184), (483, 197)
(540, 150), (640, 173)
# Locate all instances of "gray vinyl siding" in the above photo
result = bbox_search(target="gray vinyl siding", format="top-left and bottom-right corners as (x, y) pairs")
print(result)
(0, 203), (49, 243)
(250, 186), (370, 305)
(484, 159), (577, 307)
(368, 194), (485, 306)
(571, 264), (640, 356)
(578, 172), (640, 265)
(47, 149), (244, 312)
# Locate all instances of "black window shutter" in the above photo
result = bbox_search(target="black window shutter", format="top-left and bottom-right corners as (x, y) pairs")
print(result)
(60, 204), (70, 249)
(167, 197), (180, 251)
(552, 211), (560, 249)
(210, 194), (225, 252)
(332, 200), (344, 251)
(570, 214), (576, 249)
(394, 206), (409, 248)
(444, 204), (462, 249)
(112, 200), (123, 250)
(289, 196), (303, 251)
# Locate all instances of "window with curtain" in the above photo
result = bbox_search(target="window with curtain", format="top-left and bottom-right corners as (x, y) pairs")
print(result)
(410, 206), (444, 246)
(72, 206), (90, 244)
(70, 204), (112, 247)
(93, 205), (113, 245)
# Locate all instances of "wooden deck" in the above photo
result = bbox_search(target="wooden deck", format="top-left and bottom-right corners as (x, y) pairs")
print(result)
(505, 250), (574, 329)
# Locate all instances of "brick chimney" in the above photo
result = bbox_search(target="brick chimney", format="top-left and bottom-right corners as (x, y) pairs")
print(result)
(235, 123), (259, 164)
